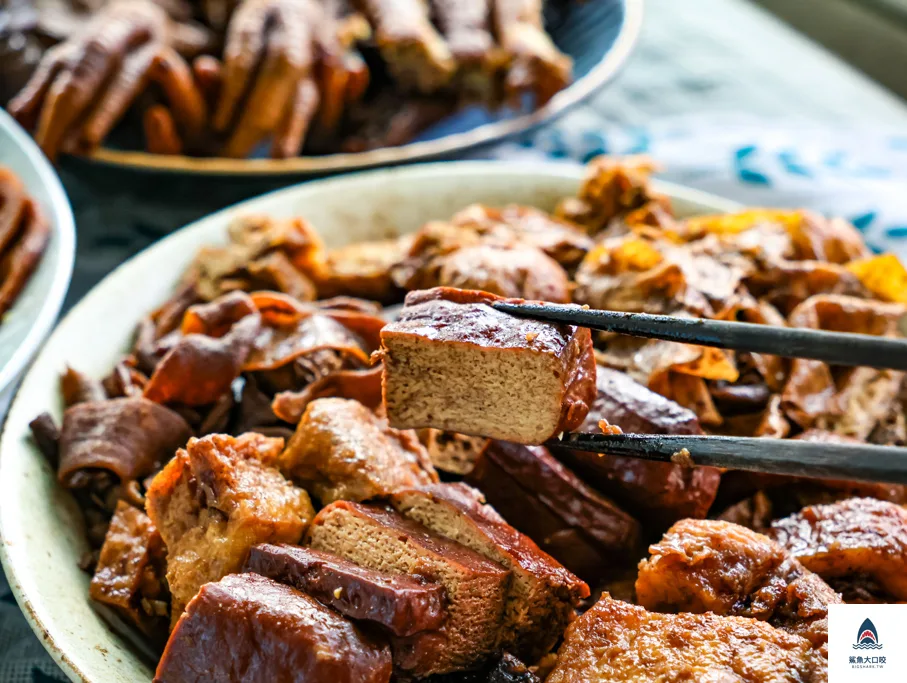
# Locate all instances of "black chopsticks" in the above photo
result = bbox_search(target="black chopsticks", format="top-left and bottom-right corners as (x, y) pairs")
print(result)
(492, 302), (907, 371)
(549, 433), (907, 485)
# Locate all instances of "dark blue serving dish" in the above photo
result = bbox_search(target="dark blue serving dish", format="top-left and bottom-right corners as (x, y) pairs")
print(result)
(82, 0), (643, 175)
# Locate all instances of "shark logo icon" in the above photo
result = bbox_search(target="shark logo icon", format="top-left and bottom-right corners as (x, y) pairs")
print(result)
(853, 618), (883, 650)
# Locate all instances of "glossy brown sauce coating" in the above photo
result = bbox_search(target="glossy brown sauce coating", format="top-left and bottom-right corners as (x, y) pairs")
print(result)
(245, 543), (447, 636)
(155, 573), (393, 683)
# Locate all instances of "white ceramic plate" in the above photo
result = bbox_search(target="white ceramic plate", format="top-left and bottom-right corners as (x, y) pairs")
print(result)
(0, 161), (741, 683)
(0, 109), (75, 401)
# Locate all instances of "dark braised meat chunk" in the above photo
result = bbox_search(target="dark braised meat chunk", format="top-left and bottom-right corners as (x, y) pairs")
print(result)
(154, 573), (393, 683)
(546, 597), (825, 683)
(307, 500), (509, 677)
(553, 366), (720, 527)
(636, 519), (841, 649)
(245, 543), (446, 636)
(379, 287), (596, 444)
(146, 432), (314, 621)
(468, 441), (640, 583)
(389, 482), (589, 660)
(278, 397), (438, 504)
(90, 501), (169, 644)
(769, 497), (907, 601)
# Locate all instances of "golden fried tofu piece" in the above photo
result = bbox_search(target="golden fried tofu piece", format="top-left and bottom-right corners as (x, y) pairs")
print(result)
(636, 519), (841, 648)
(769, 497), (907, 601)
(279, 397), (438, 504)
(146, 433), (314, 621)
(547, 597), (825, 683)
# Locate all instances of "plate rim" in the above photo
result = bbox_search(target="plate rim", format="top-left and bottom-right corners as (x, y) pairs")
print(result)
(0, 159), (742, 683)
(76, 0), (645, 176)
(0, 110), (76, 396)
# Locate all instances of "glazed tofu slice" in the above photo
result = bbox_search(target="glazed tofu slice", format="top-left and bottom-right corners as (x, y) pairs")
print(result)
(636, 519), (841, 648)
(379, 287), (596, 444)
(307, 500), (509, 677)
(769, 497), (907, 601)
(146, 433), (314, 621)
(245, 543), (446, 637)
(547, 597), (825, 683)
(389, 483), (589, 660)
(278, 397), (438, 505)
(155, 573), (392, 683)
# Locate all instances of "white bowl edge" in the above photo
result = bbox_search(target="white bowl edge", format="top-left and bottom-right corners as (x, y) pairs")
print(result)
(0, 160), (741, 683)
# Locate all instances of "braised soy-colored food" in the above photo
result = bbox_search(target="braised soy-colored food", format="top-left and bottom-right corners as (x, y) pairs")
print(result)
(4, 0), (577, 161)
(379, 287), (596, 444)
(547, 597), (825, 683)
(0, 166), (50, 317)
(31, 156), (907, 682)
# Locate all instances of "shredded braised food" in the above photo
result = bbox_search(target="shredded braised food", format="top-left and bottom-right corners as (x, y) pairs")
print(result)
(29, 156), (907, 682)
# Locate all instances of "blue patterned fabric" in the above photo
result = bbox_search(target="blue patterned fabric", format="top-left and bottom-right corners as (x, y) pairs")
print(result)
(4, 117), (907, 683)
(495, 114), (907, 258)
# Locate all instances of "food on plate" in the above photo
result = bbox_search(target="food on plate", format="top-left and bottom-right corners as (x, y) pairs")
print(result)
(468, 440), (640, 581)
(278, 397), (438, 504)
(418, 428), (488, 475)
(245, 543), (447, 636)
(145, 432), (314, 620)
(636, 518), (841, 649)
(546, 597), (825, 683)
(551, 366), (721, 526)
(379, 287), (596, 443)
(28, 156), (907, 682)
(5, 0), (577, 161)
(769, 497), (907, 602)
(388, 482), (589, 660)
(0, 166), (50, 316)
(155, 572), (393, 683)
(307, 500), (510, 676)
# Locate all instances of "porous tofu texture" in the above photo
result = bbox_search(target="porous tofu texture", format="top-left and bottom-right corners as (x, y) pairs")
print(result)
(379, 288), (595, 444)
(146, 433), (314, 622)
(307, 500), (509, 677)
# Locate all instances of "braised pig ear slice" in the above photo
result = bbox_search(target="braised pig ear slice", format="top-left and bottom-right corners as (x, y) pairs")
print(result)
(279, 397), (437, 504)
(379, 287), (596, 444)
(146, 432), (314, 621)
(0, 168), (27, 256)
(546, 597), (824, 683)
(271, 364), (383, 424)
(769, 497), (907, 602)
(155, 573), (393, 683)
(636, 518), (841, 649)
(143, 292), (261, 406)
(61, 365), (107, 407)
(90, 501), (169, 643)
(58, 397), (191, 489)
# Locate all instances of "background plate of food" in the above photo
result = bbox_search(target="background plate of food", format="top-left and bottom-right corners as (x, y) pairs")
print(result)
(3, 0), (643, 175)
(7, 158), (906, 683)
(0, 107), (74, 399)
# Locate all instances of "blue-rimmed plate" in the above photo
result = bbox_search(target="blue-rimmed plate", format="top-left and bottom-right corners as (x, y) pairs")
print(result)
(82, 0), (643, 175)
(0, 109), (74, 401)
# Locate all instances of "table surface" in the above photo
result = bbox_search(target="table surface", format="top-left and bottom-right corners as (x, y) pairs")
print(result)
(5, 0), (907, 681)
